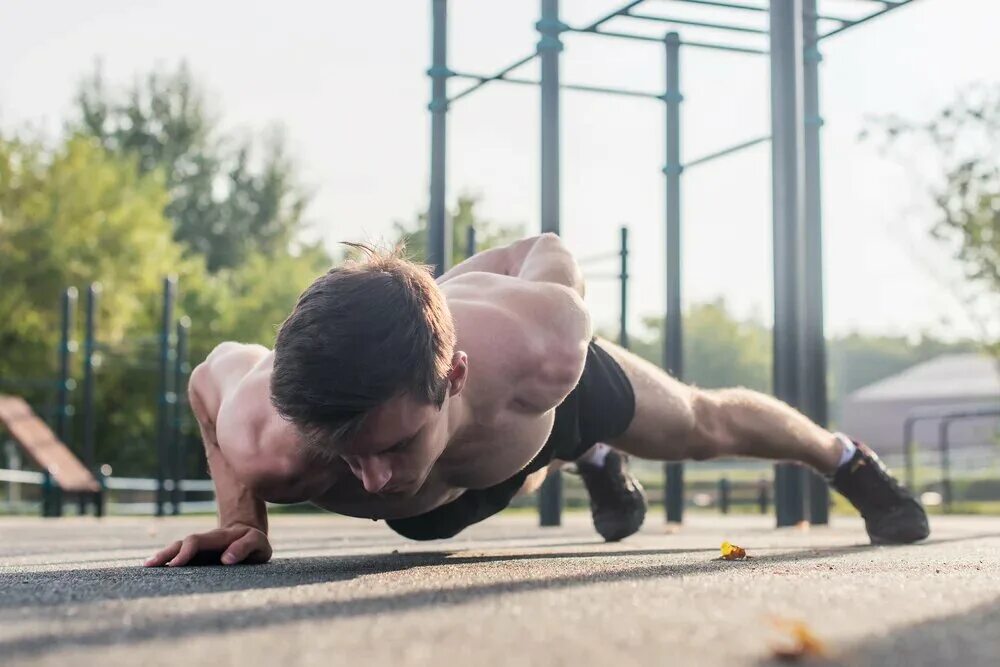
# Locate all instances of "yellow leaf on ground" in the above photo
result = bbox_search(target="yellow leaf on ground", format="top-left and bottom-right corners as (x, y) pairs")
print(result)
(769, 617), (828, 661)
(720, 541), (748, 560)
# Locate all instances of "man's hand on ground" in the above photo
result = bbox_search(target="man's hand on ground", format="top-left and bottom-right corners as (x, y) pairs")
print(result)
(143, 523), (272, 567)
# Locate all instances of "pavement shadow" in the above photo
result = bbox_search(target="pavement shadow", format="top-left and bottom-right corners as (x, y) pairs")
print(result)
(755, 595), (1000, 666)
(0, 535), (974, 661)
(4, 531), (997, 660)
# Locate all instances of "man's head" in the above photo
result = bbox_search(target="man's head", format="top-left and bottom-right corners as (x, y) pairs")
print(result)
(271, 244), (466, 495)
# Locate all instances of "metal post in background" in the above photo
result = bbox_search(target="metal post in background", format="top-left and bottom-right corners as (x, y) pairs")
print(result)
(662, 31), (685, 525)
(171, 316), (190, 516)
(465, 223), (477, 260)
(428, 0), (451, 277)
(718, 477), (731, 514)
(82, 284), (100, 473)
(537, 0), (564, 526)
(939, 418), (953, 513)
(619, 225), (630, 349)
(155, 276), (177, 517)
(55, 287), (77, 449)
(80, 283), (100, 515)
(802, 0), (829, 525)
(903, 417), (917, 491)
(769, 0), (808, 527)
(48, 287), (77, 517)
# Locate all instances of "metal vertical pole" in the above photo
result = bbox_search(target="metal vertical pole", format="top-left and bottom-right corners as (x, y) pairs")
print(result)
(80, 283), (100, 515)
(171, 317), (190, 516)
(769, 0), (808, 527)
(50, 288), (77, 517)
(939, 419), (953, 513)
(619, 225), (630, 349)
(537, 0), (564, 526)
(55, 288), (77, 448)
(82, 284), (99, 474)
(155, 276), (177, 517)
(428, 0), (450, 277)
(662, 32), (685, 524)
(802, 0), (829, 525)
(903, 417), (917, 491)
(465, 224), (477, 260)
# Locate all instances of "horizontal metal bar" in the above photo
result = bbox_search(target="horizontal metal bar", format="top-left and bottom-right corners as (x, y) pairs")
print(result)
(451, 71), (661, 100)
(581, 0), (648, 32)
(805, 11), (854, 25)
(448, 52), (538, 104)
(652, 0), (768, 14)
(624, 11), (768, 35)
(570, 27), (766, 54)
(577, 250), (621, 265)
(681, 39), (767, 55)
(560, 81), (661, 99)
(819, 0), (918, 40)
(0, 469), (45, 484)
(684, 134), (770, 169)
(569, 26), (665, 43)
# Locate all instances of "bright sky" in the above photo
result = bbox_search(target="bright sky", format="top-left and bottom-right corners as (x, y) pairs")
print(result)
(2, 0), (997, 341)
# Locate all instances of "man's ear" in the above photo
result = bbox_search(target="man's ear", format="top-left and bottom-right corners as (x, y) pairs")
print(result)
(447, 351), (469, 397)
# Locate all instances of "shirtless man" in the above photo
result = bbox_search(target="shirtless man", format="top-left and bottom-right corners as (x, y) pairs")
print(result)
(145, 234), (929, 567)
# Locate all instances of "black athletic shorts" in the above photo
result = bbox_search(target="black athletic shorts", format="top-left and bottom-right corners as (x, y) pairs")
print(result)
(385, 339), (636, 541)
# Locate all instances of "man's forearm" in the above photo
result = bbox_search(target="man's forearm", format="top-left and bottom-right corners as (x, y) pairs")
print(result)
(189, 385), (268, 534)
(206, 436), (269, 534)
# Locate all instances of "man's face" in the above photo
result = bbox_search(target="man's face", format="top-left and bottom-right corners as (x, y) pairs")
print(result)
(334, 392), (448, 497)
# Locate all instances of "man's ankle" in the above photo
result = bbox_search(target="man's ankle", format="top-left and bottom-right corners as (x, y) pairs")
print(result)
(577, 442), (611, 467)
(833, 432), (857, 470)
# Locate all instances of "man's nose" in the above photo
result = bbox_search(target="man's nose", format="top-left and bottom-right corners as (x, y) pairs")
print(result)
(348, 455), (392, 493)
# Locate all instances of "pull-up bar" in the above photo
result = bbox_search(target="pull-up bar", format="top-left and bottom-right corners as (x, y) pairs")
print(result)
(427, 0), (922, 531)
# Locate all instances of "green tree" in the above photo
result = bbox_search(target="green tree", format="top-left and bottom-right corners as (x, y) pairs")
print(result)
(391, 194), (524, 265)
(74, 62), (312, 273)
(0, 133), (212, 472)
(865, 84), (1000, 356)
(625, 300), (772, 392)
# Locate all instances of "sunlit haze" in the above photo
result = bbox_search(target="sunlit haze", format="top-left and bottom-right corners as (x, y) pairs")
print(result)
(2, 0), (997, 341)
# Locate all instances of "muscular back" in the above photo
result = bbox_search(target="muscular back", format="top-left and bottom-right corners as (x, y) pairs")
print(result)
(202, 270), (590, 521)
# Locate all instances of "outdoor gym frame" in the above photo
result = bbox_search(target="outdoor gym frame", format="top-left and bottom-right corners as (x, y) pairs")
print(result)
(426, 0), (919, 528)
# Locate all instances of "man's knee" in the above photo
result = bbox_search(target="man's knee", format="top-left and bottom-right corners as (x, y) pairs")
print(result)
(680, 388), (744, 461)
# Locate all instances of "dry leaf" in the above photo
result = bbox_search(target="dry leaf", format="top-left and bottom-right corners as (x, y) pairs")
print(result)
(769, 617), (827, 661)
(720, 541), (748, 560)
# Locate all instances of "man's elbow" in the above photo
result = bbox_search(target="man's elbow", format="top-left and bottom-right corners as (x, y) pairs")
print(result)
(244, 459), (309, 504)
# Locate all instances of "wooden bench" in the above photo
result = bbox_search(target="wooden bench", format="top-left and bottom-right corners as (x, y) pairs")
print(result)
(0, 394), (102, 515)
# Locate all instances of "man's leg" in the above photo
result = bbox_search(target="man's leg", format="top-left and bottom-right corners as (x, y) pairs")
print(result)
(593, 339), (928, 544)
(594, 339), (842, 471)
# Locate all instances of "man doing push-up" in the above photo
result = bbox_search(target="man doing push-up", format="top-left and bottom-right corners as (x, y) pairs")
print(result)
(145, 234), (928, 567)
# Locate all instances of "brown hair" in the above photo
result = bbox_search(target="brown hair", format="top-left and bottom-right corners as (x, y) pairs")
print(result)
(270, 243), (456, 450)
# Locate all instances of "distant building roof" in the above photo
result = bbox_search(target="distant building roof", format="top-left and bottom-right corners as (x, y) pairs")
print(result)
(848, 354), (1000, 403)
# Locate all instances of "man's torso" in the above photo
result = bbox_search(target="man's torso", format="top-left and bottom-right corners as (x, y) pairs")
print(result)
(215, 272), (587, 520)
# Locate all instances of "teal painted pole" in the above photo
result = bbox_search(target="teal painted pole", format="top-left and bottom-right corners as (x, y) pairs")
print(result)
(537, 0), (564, 527)
(155, 276), (177, 517)
(662, 32), (684, 525)
(171, 316), (190, 515)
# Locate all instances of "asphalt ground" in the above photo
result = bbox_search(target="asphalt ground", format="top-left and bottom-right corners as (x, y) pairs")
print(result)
(2, 512), (999, 667)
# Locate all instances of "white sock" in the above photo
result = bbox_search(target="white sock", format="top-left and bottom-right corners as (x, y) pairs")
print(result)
(834, 433), (857, 468)
(578, 442), (611, 467)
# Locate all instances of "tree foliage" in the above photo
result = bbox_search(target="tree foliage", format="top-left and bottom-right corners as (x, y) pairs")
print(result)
(391, 194), (524, 266)
(74, 62), (311, 272)
(865, 84), (1000, 355)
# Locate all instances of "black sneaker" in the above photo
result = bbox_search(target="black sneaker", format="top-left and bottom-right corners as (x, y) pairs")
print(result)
(575, 449), (647, 542)
(830, 441), (929, 545)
